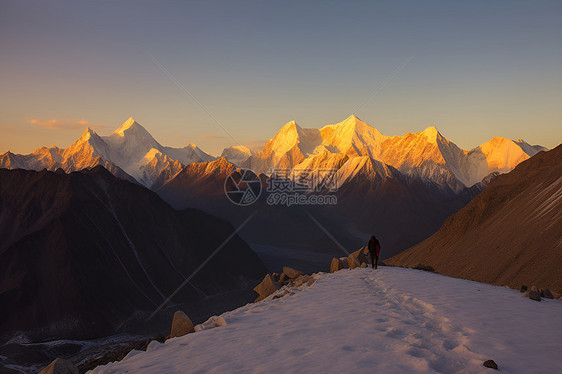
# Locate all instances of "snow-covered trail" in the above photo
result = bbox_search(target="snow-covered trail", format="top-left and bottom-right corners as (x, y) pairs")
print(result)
(90, 267), (562, 374)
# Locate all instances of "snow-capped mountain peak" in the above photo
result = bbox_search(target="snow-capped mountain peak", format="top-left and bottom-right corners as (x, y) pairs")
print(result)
(319, 115), (387, 157)
(472, 137), (531, 173)
(421, 126), (441, 143)
(67, 127), (108, 156)
(267, 120), (307, 155)
(108, 118), (160, 151)
(77, 127), (99, 142)
(243, 120), (323, 172)
(513, 138), (548, 157)
(112, 117), (141, 136)
(221, 145), (253, 166)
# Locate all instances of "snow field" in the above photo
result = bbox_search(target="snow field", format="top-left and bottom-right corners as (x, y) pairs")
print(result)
(89, 267), (562, 374)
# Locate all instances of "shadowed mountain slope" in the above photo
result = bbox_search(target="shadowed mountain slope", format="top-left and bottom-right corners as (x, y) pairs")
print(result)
(0, 166), (267, 342)
(386, 145), (562, 292)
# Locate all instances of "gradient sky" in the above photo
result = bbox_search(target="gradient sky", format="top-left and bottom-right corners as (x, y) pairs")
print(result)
(1, 0), (561, 156)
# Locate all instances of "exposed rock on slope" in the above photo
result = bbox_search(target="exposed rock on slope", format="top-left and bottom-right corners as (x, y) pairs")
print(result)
(0, 167), (267, 341)
(386, 145), (562, 292)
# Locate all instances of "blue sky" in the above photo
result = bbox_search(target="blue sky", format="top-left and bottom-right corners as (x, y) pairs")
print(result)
(1, 0), (561, 155)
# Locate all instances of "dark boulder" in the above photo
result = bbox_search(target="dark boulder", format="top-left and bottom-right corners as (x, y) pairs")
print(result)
(524, 290), (541, 301)
(541, 288), (554, 299)
(253, 274), (280, 302)
(330, 258), (341, 273)
(170, 311), (195, 338)
(348, 255), (358, 269)
(483, 359), (499, 370)
(349, 247), (369, 267)
(282, 266), (304, 279)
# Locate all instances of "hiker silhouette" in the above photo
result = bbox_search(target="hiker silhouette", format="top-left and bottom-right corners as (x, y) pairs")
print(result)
(368, 236), (381, 269)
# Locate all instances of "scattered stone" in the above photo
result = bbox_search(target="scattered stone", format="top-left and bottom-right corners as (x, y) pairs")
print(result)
(306, 277), (316, 286)
(360, 262), (367, 268)
(271, 272), (280, 283)
(194, 316), (227, 331)
(348, 255), (358, 269)
(170, 310), (195, 338)
(282, 266), (304, 279)
(146, 340), (162, 351)
(253, 274), (280, 302)
(531, 285), (539, 294)
(541, 288), (554, 299)
(350, 247), (370, 265)
(330, 258), (341, 273)
(483, 359), (499, 370)
(339, 257), (349, 269)
(39, 358), (78, 374)
(524, 290), (541, 302)
(279, 272), (288, 285)
(289, 275), (313, 287)
(414, 264), (435, 272)
(272, 289), (292, 299)
(520, 285), (528, 292)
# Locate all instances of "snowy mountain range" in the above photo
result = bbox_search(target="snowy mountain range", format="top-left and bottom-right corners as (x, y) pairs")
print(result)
(0, 117), (214, 188)
(0, 116), (546, 192)
(243, 115), (547, 193)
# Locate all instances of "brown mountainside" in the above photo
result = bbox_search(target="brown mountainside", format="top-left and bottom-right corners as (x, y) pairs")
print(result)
(386, 144), (562, 292)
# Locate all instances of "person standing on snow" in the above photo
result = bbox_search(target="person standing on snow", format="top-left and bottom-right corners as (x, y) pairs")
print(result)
(368, 235), (381, 269)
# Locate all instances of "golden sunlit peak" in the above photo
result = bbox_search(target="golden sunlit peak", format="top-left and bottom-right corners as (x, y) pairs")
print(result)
(340, 114), (368, 128)
(113, 117), (140, 135)
(422, 126), (440, 140)
(124, 116), (136, 125)
(79, 127), (96, 138)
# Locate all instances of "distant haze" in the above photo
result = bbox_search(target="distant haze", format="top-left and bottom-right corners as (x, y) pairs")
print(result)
(1, 0), (561, 156)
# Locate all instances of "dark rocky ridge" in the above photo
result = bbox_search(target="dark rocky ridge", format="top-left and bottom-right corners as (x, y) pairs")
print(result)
(0, 166), (267, 343)
(157, 158), (483, 263)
